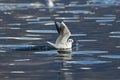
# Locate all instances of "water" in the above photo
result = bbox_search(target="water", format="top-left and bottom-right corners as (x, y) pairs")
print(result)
(0, 0), (120, 80)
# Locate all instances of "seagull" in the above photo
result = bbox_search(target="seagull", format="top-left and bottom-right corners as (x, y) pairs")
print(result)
(47, 21), (73, 52)
(46, 0), (54, 8)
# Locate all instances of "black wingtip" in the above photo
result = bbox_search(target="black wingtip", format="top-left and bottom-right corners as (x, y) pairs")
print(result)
(55, 21), (61, 34)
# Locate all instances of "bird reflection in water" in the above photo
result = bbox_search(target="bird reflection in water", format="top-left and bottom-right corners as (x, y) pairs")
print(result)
(56, 51), (74, 80)
(56, 51), (72, 60)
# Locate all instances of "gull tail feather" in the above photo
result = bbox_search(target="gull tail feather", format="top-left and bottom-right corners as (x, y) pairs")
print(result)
(47, 41), (56, 48)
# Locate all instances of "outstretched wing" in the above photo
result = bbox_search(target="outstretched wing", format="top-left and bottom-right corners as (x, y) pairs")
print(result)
(47, 41), (56, 48)
(55, 22), (71, 44)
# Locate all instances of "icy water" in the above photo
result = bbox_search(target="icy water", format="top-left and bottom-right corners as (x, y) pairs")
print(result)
(0, 0), (120, 80)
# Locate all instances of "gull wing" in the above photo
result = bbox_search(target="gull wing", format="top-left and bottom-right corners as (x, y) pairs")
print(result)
(47, 41), (56, 48)
(55, 22), (71, 44)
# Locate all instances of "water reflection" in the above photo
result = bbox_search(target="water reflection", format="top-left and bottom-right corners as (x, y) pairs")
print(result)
(56, 52), (74, 80)
(56, 52), (72, 61)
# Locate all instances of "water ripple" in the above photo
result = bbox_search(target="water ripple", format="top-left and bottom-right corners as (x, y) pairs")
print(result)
(13, 37), (42, 40)
(67, 4), (117, 8)
(109, 31), (120, 38)
(84, 17), (116, 20)
(26, 17), (51, 21)
(100, 55), (120, 59)
(66, 60), (110, 65)
(109, 36), (120, 38)
(14, 59), (30, 62)
(34, 50), (57, 54)
(25, 34), (41, 37)
(77, 39), (97, 42)
(27, 21), (54, 24)
(26, 30), (57, 33)
(0, 2), (43, 11)
(0, 44), (35, 48)
(57, 10), (94, 14)
(17, 15), (34, 19)
(104, 14), (116, 17)
(0, 50), (6, 53)
(0, 27), (20, 30)
(10, 71), (25, 74)
(73, 50), (108, 55)
(110, 31), (120, 34)
(7, 23), (22, 26)
(55, 17), (79, 20)
(0, 37), (42, 40)
(63, 20), (80, 22)
(80, 67), (92, 70)
(87, 0), (120, 5)
(96, 19), (114, 23)
(116, 46), (120, 48)
(71, 34), (87, 37)
(0, 19), (3, 21)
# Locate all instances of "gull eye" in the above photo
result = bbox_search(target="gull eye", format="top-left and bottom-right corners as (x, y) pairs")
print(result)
(69, 39), (73, 42)
(71, 40), (73, 42)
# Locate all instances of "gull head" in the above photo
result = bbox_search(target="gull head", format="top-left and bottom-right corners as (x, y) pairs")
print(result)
(68, 39), (74, 43)
(67, 39), (74, 49)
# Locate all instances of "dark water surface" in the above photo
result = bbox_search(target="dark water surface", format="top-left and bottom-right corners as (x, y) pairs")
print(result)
(0, 0), (120, 80)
